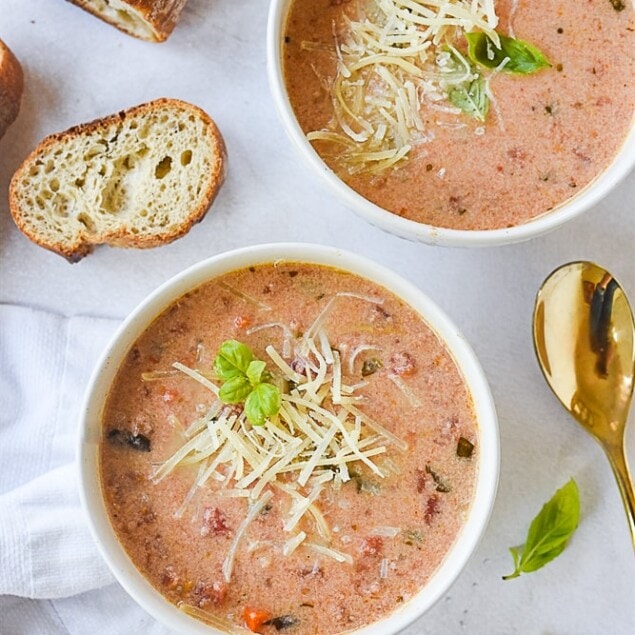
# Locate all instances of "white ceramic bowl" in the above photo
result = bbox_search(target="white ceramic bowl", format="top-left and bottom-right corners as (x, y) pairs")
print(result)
(78, 243), (499, 635)
(266, 0), (635, 247)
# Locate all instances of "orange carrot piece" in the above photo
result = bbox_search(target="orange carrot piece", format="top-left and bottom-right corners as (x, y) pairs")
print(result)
(243, 607), (272, 633)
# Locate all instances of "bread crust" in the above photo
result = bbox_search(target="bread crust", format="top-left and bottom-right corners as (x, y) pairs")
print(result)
(0, 39), (24, 140)
(9, 98), (226, 262)
(67, 0), (188, 42)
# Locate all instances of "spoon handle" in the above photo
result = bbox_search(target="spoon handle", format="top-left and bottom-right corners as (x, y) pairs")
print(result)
(605, 444), (635, 548)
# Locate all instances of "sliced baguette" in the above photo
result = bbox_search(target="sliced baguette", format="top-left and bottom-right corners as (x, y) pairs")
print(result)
(67, 0), (188, 42)
(10, 98), (226, 262)
(0, 38), (24, 140)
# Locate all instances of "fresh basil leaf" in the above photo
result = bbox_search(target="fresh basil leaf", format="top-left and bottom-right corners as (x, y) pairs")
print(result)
(246, 360), (267, 387)
(214, 340), (280, 420)
(448, 76), (489, 122)
(214, 354), (242, 381)
(219, 375), (252, 404)
(214, 339), (253, 381)
(509, 545), (521, 571)
(245, 382), (281, 426)
(466, 32), (551, 75)
(503, 478), (580, 580)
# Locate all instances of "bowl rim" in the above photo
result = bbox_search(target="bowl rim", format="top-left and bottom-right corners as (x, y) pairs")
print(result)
(266, 0), (635, 247)
(78, 242), (500, 635)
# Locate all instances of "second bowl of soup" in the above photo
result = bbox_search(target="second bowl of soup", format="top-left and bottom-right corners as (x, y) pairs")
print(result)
(268, 0), (635, 246)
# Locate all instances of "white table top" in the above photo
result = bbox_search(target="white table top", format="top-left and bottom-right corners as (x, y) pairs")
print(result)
(1, 1), (634, 633)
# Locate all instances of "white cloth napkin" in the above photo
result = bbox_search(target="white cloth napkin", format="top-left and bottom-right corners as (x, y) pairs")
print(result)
(0, 305), (183, 634)
(0, 304), (116, 598)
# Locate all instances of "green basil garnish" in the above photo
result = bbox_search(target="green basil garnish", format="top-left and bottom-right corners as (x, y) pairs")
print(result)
(219, 374), (252, 404)
(466, 32), (551, 75)
(214, 339), (253, 380)
(503, 478), (580, 580)
(246, 359), (267, 386)
(448, 76), (489, 122)
(214, 340), (281, 426)
(245, 383), (282, 427)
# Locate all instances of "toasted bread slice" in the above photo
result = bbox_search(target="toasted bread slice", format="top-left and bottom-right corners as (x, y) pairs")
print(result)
(0, 38), (24, 140)
(10, 98), (226, 262)
(67, 0), (188, 42)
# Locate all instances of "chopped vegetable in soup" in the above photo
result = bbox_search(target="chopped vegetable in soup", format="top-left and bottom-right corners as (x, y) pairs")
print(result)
(100, 263), (479, 634)
(283, 0), (635, 230)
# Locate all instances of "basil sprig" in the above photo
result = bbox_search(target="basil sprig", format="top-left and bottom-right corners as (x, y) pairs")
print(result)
(214, 340), (281, 426)
(466, 32), (551, 75)
(448, 76), (489, 122)
(503, 478), (580, 580)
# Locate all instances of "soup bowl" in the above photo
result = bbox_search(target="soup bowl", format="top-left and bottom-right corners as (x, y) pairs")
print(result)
(78, 242), (499, 634)
(266, 0), (635, 248)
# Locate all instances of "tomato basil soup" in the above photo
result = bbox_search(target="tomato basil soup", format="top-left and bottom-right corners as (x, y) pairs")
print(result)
(283, 0), (635, 230)
(100, 263), (478, 634)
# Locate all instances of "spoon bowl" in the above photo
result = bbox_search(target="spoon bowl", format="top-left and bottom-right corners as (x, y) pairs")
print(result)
(533, 261), (635, 546)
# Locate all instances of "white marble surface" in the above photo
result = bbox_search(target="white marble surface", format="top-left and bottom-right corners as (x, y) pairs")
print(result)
(1, 1), (634, 633)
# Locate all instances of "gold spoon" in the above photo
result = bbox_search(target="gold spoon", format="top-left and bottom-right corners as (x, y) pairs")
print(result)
(533, 261), (635, 546)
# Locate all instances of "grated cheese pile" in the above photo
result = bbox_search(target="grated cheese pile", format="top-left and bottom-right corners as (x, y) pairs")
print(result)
(150, 292), (410, 580)
(306, 0), (499, 173)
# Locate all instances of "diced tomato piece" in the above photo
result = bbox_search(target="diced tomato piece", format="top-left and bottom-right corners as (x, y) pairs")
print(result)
(200, 507), (231, 537)
(434, 416), (459, 446)
(390, 351), (416, 376)
(360, 535), (384, 557)
(162, 389), (178, 403)
(424, 495), (441, 525)
(415, 468), (427, 494)
(234, 315), (252, 330)
(193, 580), (227, 608)
(161, 565), (179, 590)
(243, 607), (272, 633)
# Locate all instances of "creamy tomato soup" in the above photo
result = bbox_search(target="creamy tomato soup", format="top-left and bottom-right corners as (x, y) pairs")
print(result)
(100, 263), (478, 634)
(283, 0), (635, 230)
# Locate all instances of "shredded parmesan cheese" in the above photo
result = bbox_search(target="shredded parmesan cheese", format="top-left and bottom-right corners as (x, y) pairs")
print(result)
(218, 281), (272, 312)
(387, 372), (422, 407)
(283, 531), (307, 556)
(308, 504), (332, 541)
(484, 54), (511, 131)
(173, 461), (208, 519)
(172, 362), (219, 396)
(178, 603), (245, 634)
(222, 491), (273, 582)
(371, 525), (401, 537)
(149, 290), (410, 570)
(348, 344), (382, 374)
(141, 369), (179, 381)
(266, 345), (303, 382)
(306, 542), (353, 564)
(306, 0), (499, 172)
(248, 322), (294, 358)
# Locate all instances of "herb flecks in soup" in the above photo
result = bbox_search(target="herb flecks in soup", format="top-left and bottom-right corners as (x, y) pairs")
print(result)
(283, 0), (635, 229)
(101, 263), (478, 635)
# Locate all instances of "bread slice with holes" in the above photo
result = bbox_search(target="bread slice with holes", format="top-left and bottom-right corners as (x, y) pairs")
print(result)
(67, 0), (188, 42)
(9, 98), (226, 262)
(0, 38), (24, 140)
